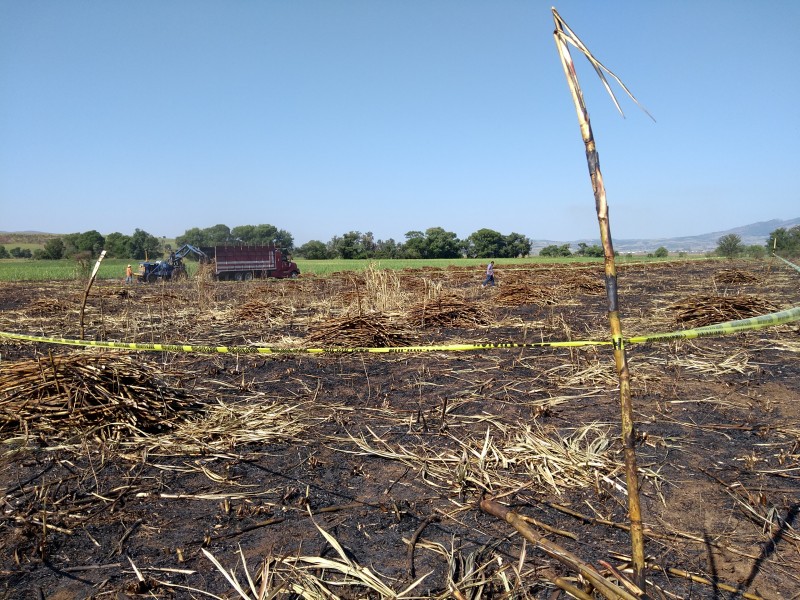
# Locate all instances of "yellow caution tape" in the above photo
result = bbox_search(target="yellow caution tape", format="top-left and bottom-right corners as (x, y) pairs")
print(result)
(774, 254), (800, 273)
(0, 332), (611, 354)
(627, 305), (800, 344)
(1, 307), (797, 355)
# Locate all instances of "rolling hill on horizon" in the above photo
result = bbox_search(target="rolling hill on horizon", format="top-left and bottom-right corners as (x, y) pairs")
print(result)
(533, 217), (800, 253)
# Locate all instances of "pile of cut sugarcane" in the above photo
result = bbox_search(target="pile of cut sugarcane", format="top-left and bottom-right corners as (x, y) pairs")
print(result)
(495, 283), (560, 307)
(714, 268), (760, 285)
(558, 272), (605, 295)
(235, 298), (291, 322)
(28, 298), (75, 314)
(668, 294), (779, 327)
(407, 294), (490, 327)
(0, 352), (198, 439)
(306, 313), (416, 347)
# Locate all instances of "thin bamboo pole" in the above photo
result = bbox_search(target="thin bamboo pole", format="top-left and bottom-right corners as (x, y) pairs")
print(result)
(552, 9), (646, 591)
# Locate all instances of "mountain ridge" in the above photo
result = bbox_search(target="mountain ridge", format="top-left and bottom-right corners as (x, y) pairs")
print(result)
(533, 217), (800, 253)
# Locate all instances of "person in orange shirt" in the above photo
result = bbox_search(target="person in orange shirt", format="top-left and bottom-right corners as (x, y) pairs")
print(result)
(125, 264), (133, 284)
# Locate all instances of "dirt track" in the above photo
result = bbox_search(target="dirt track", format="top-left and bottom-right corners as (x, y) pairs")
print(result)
(1, 259), (799, 599)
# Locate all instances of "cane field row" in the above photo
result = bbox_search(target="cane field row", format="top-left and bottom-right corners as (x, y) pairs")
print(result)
(0, 254), (715, 282)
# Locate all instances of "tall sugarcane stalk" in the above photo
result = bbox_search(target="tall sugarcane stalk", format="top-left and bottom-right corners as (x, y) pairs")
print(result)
(552, 8), (647, 590)
(80, 249), (107, 340)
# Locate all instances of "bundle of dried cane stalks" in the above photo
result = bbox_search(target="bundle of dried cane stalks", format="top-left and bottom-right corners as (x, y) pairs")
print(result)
(0, 352), (199, 439)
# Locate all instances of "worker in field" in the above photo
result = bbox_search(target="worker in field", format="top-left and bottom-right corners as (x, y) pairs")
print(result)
(482, 261), (496, 287)
(125, 264), (133, 284)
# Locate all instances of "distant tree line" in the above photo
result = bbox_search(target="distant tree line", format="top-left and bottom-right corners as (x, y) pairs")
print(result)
(296, 227), (532, 259)
(713, 226), (800, 259)
(2, 229), (165, 260)
(2, 224), (294, 261)
(536, 242), (652, 258)
(0, 246), (33, 259)
(4, 223), (797, 261)
(176, 224), (294, 250)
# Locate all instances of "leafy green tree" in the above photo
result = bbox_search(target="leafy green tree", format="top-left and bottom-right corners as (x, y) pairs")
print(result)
(129, 229), (162, 260)
(767, 226), (800, 256)
(766, 227), (790, 254)
(464, 228), (505, 258)
(504, 232), (532, 258)
(176, 227), (208, 247)
(653, 246), (669, 258)
(402, 231), (426, 259)
(231, 225), (257, 243)
(104, 232), (132, 258)
(297, 240), (329, 259)
(784, 225), (800, 253)
(60, 231), (107, 258)
(329, 231), (366, 259)
(402, 228), (461, 259)
(204, 224), (234, 245)
(77, 230), (105, 256)
(61, 233), (81, 257)
(359, 232), (377, 257)
(10, 247), (32, 258)
(43, 237), (65, 259)
(273, 230), (295, 251)
(374, 238), (401, 259)
(716, 234), (743, 258)
(539, 244), (572, 257)
(0, 245), (8, 259)
(423, 227), (461, 258)
(745, 244), (766, 259)
(231, 224), (295, 250)
(575, 242), (604, 257)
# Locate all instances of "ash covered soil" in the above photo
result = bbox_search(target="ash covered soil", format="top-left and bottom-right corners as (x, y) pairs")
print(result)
(1, 259), (798, 599)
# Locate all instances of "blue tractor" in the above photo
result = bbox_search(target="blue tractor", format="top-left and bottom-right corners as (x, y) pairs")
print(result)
(137, 244), (208, 283)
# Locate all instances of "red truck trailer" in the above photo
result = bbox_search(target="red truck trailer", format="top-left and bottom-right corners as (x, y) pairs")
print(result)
(201, 245), (300, 281)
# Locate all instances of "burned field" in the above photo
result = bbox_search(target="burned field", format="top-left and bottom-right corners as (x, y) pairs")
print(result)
(1, 259), (799, 599)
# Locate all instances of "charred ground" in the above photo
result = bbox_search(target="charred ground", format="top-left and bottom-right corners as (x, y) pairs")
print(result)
(1, 259), (798, 599)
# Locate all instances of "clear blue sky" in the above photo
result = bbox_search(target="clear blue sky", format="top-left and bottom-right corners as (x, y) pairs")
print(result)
(1, 1), (798, 245)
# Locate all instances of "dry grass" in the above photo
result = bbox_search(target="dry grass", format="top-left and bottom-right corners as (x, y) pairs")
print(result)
(337, 421), (630, 497)
(139, 397), (326, 455)
(200, 520), (436, 600)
